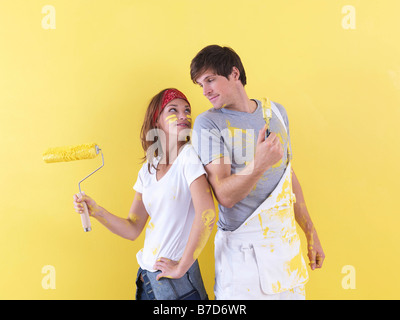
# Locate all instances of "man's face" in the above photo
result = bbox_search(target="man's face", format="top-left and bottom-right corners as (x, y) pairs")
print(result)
(195, 69), (237, 110)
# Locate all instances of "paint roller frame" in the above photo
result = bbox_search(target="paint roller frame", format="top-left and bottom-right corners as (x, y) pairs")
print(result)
(43, 143), (105, 232)
(78, 145), (104, 232)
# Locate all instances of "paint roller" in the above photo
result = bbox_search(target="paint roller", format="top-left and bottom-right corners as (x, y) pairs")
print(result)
(43, 143), (104, 232)
(261, 97), (272, 138)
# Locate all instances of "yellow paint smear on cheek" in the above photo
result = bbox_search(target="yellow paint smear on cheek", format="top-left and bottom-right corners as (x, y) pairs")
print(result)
(165, 114), (178, 124)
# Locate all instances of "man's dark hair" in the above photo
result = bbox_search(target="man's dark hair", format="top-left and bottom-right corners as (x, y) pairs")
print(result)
(190, 45), (247, 86)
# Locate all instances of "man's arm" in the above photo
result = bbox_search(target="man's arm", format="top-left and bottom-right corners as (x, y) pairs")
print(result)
(292, 168), (325, 270)
(205, 126), (283, 208)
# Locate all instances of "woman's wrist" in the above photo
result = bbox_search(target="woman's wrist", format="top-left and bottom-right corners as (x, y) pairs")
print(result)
(90, 204), (103, 218)
(176, 259), (193, 278)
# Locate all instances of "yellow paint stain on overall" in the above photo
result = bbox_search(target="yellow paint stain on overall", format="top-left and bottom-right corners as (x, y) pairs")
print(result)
(276, 173), (291, 203)
(285, 249), (308, 283)
(258, 213), (269, 238)
(271, 281), (282, 294)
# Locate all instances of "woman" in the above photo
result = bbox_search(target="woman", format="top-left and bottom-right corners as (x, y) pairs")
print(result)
(73, 88), (216, 300)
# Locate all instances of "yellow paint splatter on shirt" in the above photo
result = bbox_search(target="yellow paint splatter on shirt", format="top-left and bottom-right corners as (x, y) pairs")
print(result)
(147, 222), (155, 231)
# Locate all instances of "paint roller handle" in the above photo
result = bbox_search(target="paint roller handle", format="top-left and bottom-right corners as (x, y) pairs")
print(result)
(78, 192), (92, 232)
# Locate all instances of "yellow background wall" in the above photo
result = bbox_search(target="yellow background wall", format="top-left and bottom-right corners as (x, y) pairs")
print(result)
(0, 0), (399, 299)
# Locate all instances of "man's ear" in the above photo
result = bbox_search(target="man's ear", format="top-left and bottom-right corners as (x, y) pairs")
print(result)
(229, 66), (241, 81)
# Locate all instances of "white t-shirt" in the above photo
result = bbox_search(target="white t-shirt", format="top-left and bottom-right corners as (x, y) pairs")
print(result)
(133, 143), (206, 272)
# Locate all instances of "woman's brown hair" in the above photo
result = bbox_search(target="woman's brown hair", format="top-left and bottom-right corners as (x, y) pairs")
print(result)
(140, 88), (169, 173)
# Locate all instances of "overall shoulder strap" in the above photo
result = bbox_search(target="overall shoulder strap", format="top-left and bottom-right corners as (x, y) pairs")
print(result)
(270, 101), (287, 134)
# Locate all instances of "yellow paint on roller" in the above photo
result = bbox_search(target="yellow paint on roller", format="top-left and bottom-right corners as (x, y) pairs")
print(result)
(43, 143), (98, 163)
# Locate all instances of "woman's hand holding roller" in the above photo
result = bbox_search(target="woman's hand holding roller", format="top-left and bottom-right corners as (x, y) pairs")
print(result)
(73, 193), (100, 217)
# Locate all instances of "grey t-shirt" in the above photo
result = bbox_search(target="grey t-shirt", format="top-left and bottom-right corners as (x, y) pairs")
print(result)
(192, 99), (292, 231)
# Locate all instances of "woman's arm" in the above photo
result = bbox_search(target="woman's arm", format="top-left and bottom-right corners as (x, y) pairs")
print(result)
(73, 191), (149, 241)
(153, 174), (216, 280)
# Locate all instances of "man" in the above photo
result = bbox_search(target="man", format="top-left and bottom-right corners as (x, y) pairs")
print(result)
(190, 45), (324, 300)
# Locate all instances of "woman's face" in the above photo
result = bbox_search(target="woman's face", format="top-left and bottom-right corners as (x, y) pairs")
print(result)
(156, 98), (192, 138)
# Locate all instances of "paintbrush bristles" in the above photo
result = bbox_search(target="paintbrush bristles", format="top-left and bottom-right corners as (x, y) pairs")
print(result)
(43, 143), (98, 163)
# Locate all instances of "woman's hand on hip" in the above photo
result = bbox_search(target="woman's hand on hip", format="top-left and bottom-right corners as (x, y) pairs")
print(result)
(153, 257), (185, 280)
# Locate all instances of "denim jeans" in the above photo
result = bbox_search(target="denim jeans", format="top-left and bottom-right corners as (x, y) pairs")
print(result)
(135, 260), (208, 300)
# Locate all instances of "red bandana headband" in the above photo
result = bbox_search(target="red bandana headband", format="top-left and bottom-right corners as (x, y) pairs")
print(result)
(153, 89), (190, 125)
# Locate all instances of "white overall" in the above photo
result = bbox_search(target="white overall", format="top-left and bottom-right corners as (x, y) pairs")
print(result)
(214, 102), (309, 300)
